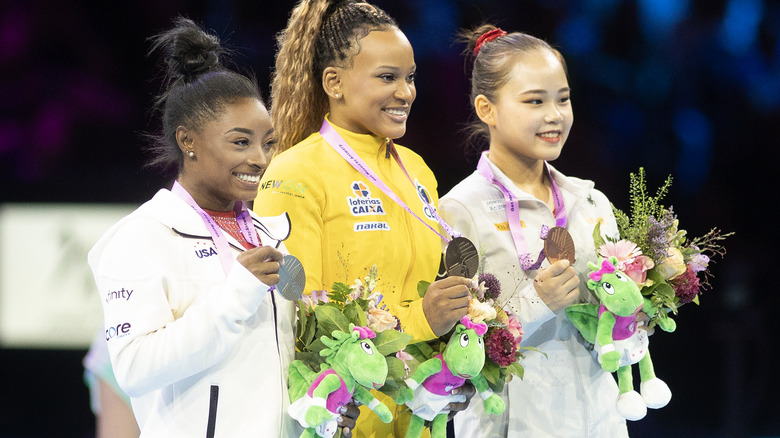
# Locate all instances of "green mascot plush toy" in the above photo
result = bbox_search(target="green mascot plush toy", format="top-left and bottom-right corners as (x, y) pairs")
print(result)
(288, 324), (392, 438)
(566, 256), (675, 420)
(397, 316), (505, 438)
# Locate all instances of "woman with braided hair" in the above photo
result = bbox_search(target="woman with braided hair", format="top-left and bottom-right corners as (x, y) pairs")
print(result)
(255, 1), (476, 436)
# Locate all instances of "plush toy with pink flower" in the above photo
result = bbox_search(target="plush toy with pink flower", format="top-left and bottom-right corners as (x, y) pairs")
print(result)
(288, 324), (393, 438)
(396, 316), (506, 438)
(566, 257), (675, 420)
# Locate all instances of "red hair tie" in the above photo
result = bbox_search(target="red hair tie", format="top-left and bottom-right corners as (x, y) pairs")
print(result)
(473, 28), (507, 56)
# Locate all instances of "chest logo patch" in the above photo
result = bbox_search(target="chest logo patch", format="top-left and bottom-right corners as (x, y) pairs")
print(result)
(415, 179), (438, 222)
(194, 241), (218, 259)
(482, 198), (505, 212)
(347, 181), (386, 216)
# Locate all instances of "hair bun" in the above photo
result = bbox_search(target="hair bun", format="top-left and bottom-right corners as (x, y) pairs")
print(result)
(152, 17), (224, 82)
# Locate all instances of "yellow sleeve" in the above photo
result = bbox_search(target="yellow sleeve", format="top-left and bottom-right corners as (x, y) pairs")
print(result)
(253, 151), (325, 293)
(387, 298), (436, 344)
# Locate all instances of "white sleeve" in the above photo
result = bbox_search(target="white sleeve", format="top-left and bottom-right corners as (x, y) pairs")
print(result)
(90, 218), (269, 398)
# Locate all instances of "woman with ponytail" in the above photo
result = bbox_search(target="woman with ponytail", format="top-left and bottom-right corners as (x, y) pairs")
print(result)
(439, 25), (628, 437)
(255, 1), (475, 436)
(88, 17), (304, 437)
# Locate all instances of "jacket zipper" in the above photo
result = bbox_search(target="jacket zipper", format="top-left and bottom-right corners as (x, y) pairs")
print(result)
(206, 385), (219, 438)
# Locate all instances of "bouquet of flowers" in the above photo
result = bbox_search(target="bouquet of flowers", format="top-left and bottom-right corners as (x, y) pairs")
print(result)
(593, 168), (732, 329)
(294, 265), (412, 399)
(408, 270), (528, 393)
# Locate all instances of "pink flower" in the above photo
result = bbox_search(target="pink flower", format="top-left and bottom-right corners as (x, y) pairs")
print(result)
(506, 315), (524, 344)
(671, 264), (701, 304)
(301, 290), (329, 313)
(598, 240), (642, 267)
(396, 350), (414, 376)
(622, 255), (655, 287)
(485, 328), (518, 367)
(312, 290), (329, 304)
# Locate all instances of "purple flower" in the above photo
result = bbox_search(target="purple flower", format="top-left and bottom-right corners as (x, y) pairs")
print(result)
(478, 273), (502, 301)
(671, 265), (701, 304)
(689, 247), (710, 273)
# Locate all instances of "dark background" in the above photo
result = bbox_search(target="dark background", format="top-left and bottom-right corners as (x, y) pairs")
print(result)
(1, 0), (777, 437)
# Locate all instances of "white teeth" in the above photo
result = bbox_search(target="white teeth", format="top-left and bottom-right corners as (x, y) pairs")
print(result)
(539, 132), (560, 138)
(236, 173), (259, 184)
(385, 109), (406, 116)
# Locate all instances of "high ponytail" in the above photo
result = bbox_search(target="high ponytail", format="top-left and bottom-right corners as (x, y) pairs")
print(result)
(271, 0), (397, 153)
(271, 0), (332, 154)
(145, 17), (262, 173)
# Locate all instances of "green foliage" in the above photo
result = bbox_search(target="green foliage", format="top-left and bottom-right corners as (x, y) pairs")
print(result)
(417, 280), (430, 298)
(373, 330), (413, 357)
(613, 168), (673, 253)
(294, 267), (412, 395)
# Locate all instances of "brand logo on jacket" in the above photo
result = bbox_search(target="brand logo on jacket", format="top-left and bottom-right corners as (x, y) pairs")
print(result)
(261, 179), (307, 198)
(354, 221), (391, 232)
(106, 322), (131, 341)
(105, 287), (133, 304)
(415, 179), (438, 221)
(347, 181), (386, 216)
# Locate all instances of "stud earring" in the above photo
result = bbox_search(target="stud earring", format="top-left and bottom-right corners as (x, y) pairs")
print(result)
(334, 93), (339, 98)
(187, 150), (195, 158)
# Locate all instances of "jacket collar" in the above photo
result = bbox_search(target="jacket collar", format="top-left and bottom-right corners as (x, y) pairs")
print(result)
(143, 189), (292, 247)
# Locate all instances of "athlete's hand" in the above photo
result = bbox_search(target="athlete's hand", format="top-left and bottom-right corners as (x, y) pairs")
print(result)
(236, 246), (284, 286)
(423, 276), (473, 336)
(446, 380), (476, 421)
(337, 403), (360, 438)
(533, 260), (580, 312)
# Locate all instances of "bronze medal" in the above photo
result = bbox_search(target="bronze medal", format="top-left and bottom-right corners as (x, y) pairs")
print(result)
(544, 226), (576, 264)
(444, 236), (479, 278)
(276, 254), (305, 301)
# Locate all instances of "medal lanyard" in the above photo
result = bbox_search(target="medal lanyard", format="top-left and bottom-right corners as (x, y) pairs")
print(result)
(171, 180), (260, 274)
(476, 151), (567, 270)
(320, 119), (459, 243)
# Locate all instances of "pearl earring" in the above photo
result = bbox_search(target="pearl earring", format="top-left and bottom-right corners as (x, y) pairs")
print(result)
(187, 151), (195, 158)
(334, 93), (339, 98)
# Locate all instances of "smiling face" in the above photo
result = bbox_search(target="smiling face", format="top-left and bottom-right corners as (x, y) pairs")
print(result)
(443, 325), (486, 379)
(326, 28), (416, 139)
(178, 98), (274, 211)
(483, 48), (573, 167)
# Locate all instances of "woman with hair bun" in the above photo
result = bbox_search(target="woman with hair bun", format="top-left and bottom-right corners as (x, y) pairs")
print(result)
(255, 1), (476, 436)
(88, 17), (309, 437)
(440, 25), (629, 437)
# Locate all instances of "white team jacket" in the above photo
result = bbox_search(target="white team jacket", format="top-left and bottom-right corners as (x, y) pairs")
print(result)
(88, 189), (300, 437)
(440, 159), (629, 437)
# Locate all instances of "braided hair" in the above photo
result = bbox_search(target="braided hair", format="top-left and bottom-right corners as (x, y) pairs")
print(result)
(146, 17), (262, 173)
(271, 0), (397, 153)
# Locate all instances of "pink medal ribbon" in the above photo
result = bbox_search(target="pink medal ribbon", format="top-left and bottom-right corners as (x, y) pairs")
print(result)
(171, 180), (260, 274)
(476, 151), (567, 270)
(319, 119), (459, 243)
